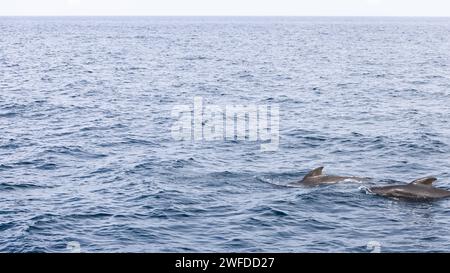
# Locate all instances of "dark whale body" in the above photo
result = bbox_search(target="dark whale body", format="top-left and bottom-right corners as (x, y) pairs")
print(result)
(288, 167), (370, 187)
(370, 177), (450, 201)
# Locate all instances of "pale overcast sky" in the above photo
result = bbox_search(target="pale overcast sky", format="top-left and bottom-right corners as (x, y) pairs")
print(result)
(1, 0), (449, 16)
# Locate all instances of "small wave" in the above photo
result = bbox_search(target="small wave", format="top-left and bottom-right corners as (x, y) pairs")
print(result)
(122, 137), (158, 146)
(209, 171), (240, 178)
(0, 164), (14, 170)
(35, 163), (58, 170)
(64, 212), (114, 220)
(42, 146), (107, 159)
(0, 222), (15, 232)
(0, 112), (17, 118)
(359, 186), (375, 195)
(0, 182), (50, 191)
(90, 167), (114, 175)
(181, 55), (208, 61)
(255, 175), (294, 187)
(262, 208), (289, 217)
(342, 178), (367, 183)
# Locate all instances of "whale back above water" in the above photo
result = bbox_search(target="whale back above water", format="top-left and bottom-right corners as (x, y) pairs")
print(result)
(369, 177), (450, 200)
(288, 166), (370, 187)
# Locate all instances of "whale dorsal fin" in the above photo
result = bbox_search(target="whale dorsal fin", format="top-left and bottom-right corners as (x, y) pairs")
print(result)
(303, 167), (324, 179)
(410, 177), (437, 186)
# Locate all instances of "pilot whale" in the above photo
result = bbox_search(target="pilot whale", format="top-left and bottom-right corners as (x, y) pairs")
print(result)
(369, 177), (450, 201)
(288, 166), (370, 187)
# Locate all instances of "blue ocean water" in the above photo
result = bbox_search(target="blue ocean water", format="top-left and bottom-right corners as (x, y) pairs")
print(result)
(1, 16), (450, 252)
